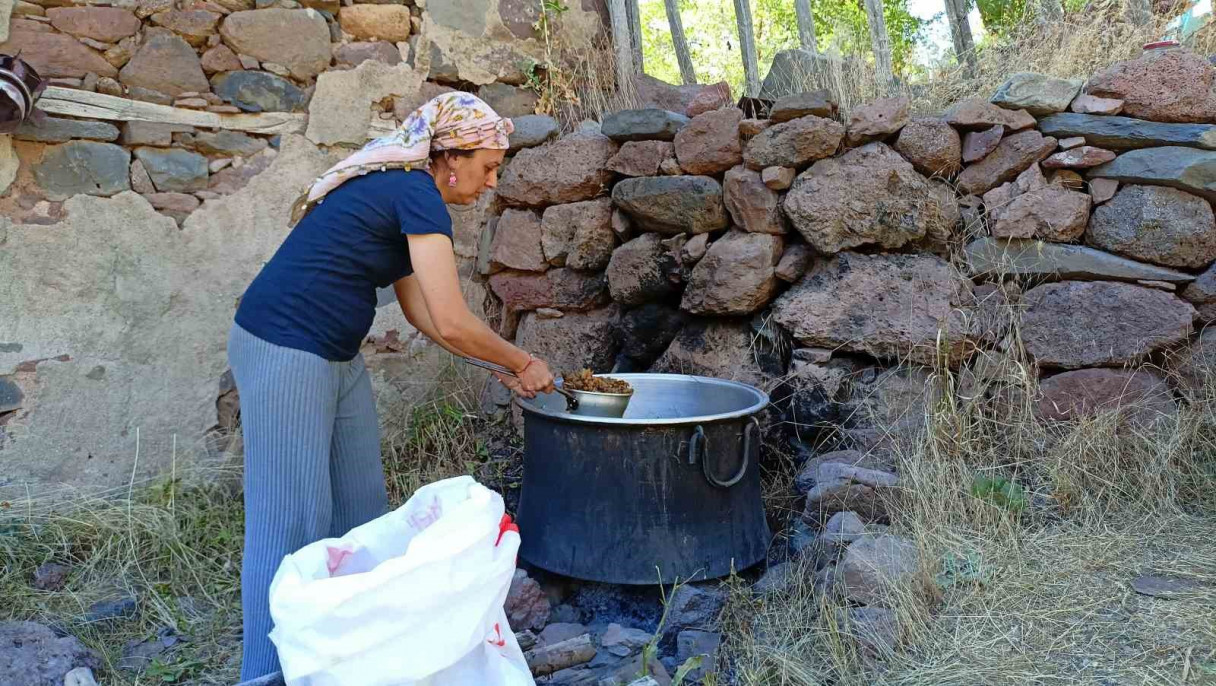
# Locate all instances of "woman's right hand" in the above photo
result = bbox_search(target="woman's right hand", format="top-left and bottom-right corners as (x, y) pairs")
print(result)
(515, 356), (555, 398)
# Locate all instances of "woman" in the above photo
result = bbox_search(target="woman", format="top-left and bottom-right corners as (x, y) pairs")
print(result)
(228, 92), (555, 680)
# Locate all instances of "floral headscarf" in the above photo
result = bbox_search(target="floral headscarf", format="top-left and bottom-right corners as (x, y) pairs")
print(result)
(289, 92), (513, 225)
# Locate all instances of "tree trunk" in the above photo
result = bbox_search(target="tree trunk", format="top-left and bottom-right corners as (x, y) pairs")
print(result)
(732, 0), (761, 97)
(945, 0), (976, 75)
(664, 0), (698, 84)
(1124, 0), (1152, 25)
(794, 0), (819, 52)
(862, 0), (895, 94)
(626, 0), (645, 74)
(607, 0), (636, 86)
(1037, 0), (1064, 24)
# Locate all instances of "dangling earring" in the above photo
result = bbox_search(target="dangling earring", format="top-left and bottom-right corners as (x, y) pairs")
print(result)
(448, 171), (457, 187)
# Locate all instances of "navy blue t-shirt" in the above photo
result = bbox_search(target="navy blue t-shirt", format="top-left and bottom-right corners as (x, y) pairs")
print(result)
(236, 169), (452, 361)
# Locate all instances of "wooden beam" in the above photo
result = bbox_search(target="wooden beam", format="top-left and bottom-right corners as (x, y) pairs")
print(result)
(607, 0), (637, 88)
(862, 0), (895, 95)
(944, 0), (976, 76)
(626, 0), (645, 74)
(664, 0), (697, 85)
(732, 0), (761, 97)
(794, 0), (819, 52)
(36, 86), (307, 135)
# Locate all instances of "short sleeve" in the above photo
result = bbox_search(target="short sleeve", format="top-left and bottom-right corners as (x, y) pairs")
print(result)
(392, 171), (453, 240)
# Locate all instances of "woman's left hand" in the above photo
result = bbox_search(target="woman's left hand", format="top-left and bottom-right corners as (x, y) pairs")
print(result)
(492, 371), (528, 397)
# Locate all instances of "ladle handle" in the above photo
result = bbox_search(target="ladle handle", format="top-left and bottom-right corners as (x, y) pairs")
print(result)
(459, 356), (579, 406)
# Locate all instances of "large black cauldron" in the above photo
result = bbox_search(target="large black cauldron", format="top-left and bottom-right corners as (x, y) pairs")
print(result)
(515, 374), (771, 585)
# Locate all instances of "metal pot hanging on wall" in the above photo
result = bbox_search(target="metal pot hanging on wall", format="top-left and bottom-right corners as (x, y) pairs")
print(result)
(0, 53), (47, 134)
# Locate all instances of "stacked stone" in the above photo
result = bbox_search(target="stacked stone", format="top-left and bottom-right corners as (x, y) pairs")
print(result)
(0, 0), (585, 225)
(484, 47), (1216, 503)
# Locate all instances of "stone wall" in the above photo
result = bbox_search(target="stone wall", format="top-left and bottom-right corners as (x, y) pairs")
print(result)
(479, 47), (1216, 470)
(0, 0), (611, 498)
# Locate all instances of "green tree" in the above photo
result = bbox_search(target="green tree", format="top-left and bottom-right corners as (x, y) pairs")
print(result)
(638, 0), (924, 94)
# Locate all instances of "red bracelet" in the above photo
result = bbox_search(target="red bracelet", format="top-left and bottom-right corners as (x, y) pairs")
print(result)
(515, 355), (535, 375)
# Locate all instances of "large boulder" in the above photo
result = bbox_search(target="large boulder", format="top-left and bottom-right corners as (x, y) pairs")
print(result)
(33, 141), (131, 201)
(802, 460), (900, 524)
(0, 622), (101, 686)
(837, 535), (923, 607)
(783, 143), (956, 254)
(758, 49), (842, 101)
(337, 5), (411, 42)
(1086, 185), (1216, 269)
(617, 303), (687, 370)
(497, 132), (618, 208)
(945, 98), (1037, 131)
(120, 30), (210, 97)
(606, 233), (676, 306)
(964, 238), (1195, 285)
(601, 109), (690, 142)
(133, 147), (208, 193)
(723, 166), (785, 235)
(1088, 147), (1216, 202)
(515, 306), (621, 374)
(1036, 368), (1176, 426)
(46, 7), (140, 42)
(894, 118), (962, 177)
(990, 72), (1083, 116)
(673, 107), (743, 175)
(770, 90), (837, 122)
(611, 176), (728, 235)
(487, 269), (609, 313)
(1038, 113), (1216, 151)
(212, 71), (309, 113)
(1042, 146), (1117, 169)
(650, 319), (766, 386)
(991, 185), (1092, 242)
(606, 141), (674, 177)
(742, 115), (843, 170)
(957, 130), (1058, 195)
(681, 231), (783, 316)
(1085, 49), (1216, 124)
(219, 9), (332, 80)
(150, 10), (222, 48)
(1020, 281), (1195, 368)
(772, 252), (977, 366)
(16, 117), (119, 144)
(963, 125), (1004, 164)
(508, 115), (559, 153)
(540, 198), (614, 270)
(489, 208), (546, 273)
(1168, 327), (1216, 399)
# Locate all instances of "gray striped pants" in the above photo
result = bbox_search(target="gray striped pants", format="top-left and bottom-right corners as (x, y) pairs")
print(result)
(227, 323), (389, 681)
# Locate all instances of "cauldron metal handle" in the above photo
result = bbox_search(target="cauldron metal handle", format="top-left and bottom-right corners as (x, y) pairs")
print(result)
(687, 419), (755, 489)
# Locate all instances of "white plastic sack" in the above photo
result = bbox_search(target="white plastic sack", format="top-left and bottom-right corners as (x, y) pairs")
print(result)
(267, 476), (535, 686)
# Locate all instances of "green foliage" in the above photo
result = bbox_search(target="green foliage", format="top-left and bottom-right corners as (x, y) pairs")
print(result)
(967, 0), (1029, 36)
(638, 0), (925, 94)
(144, 657), (205, 683)
(935, 548), (989, 589)
(969, 474), (1029, 513)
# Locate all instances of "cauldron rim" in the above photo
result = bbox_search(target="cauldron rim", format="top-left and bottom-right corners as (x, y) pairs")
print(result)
(516, 373), (769, 427)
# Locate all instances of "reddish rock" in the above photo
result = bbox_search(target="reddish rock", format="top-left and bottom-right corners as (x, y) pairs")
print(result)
(957, 130), (1057, 195)
(673, 107), (743, 176)
(962, 125), (1003, 163)
(802, 461), (899, 523)
(991, 186), (1091, 242)
(775, 243), (812, 283)
(682, 233), (709, 267)
(1058, 136), (1086, 150)
(1042, 146), (1116, 169)
(338, 5), (411, 42)
(651, 319), (766, 386)
(743, 115), (843, 170)
(762, 166), (795, 190)
(838, 535), (922, 607)
(489, 269), (608, 313)
(0, 26), (118, 78)
(201, 44), (242, 73)
(1036, 368), (1176, 426)
(1183, 265), (1216, 323)
(772, 252), (977, 366)
(333, 41), (402, 69)
(1085, 49), (1216, 123)
(1070, 93), (1123, 115)
(606, 140), (672, 177)
(1089, 177), (1118, 204)
(150, 10), (221, 47)
(611, 176), (728, 235)
(206, 150), (273, 194)
(738, 118), (772, 139)
(1087, 185), (1216, 269)
(497, 132), (617, 208)
(145, 191), (201, 225)
(1021, 281), (1194, 368)
(120, 31), (210, 96)
(894, 118), (961, 177)
(944, 98), (1037, 131)
(770, 90), (837, 123)
(723, 166), (784, 235)
(784, 143), (955, 254)
(219, 9), (332, 80)
(489, 208), (546, 273)
(685, 81), (732, 117)
(1050, 169), (1085, 189)
(515, 306), (621, 375)
(504, 570), (551, 633)
(846, 96), (909, 147)
(682, 231), (783, 316)
(46, 7), (140, 42)
(539, 198), (613, 269)
(104, 37), (139, 70)
(606, 233), (675, 306)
